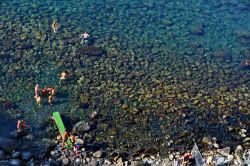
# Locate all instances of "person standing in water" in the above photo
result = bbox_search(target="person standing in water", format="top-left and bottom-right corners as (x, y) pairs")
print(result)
(59, 70), (69, 84)
(35, 84), (40, 97)
(51, 20), (59, 33)
(80, 32), (90, 44)
(48, 95), (54, 105)
(35, 95), (41, 106)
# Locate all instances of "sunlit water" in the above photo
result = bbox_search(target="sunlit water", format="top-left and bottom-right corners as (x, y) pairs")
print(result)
(0, 0), (249, 154)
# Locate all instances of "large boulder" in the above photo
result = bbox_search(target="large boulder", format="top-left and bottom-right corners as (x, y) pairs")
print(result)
(33, 139), (56, 157)
(77, 46), (104, 56)
(0, 137), (18, 153)
(93, 150), (104, 158)
(73, 121), (91, 133)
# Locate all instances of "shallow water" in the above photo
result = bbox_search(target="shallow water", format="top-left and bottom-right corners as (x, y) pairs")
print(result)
(0, 0), (249, 154)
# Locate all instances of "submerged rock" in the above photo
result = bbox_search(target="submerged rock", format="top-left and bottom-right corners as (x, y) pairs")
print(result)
(8, 159), (22, 166)
(12, 151), (21, 159)
(0, 137), (18, 153)
(77, 46), (104, 56)
(21, 151), (33, 161)
(190, 26), (205, 35)
(0, 150), (5, 160)
(236, 31), (250, 39)
(73, 121), (91, 133)
(241, 59), (250, 69)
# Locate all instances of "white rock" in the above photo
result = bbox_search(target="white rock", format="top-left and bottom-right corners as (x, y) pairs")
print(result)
(104, 159), (112, 165)
(224, 155), (234, 164)
(50, 151), (56, 156)
(169, 154), (174, 160)
(86, 157), (91, 162)
(150, 155), (155, 160)
(206, 156), (213, 164)
(147, 158), (154, 164)
(243, 137), (250, 143)
(116, 157), (123, 166)
(215, 157), (226, 165)
(56, 135), (61, 140)
(62, 158), (69, 165)
(93, 150), (103, 158)
(124, 161), (128, 166)
(243, 149), (250, 165)
(202, 137), (212, 145)
(239, 129), (247, 138)
(235, 145), (244, 153)
(75, 138), (84, 145)
(211, 137), (217, 143)
(75, 158), (80, 163)
(175, 154), (180, 159)
(217, 147), (230, 156)
(235, 154), (244, 165)
(213, 143), (219, 149)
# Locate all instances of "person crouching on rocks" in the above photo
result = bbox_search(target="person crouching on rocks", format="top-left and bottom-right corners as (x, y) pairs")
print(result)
(61, 130), (69, 149)
(70, 132), (76, 144)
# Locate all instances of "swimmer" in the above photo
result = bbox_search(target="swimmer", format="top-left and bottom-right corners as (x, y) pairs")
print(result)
(80, 32), (90, 44)
(51, 20), (59, 33)
(59, 70), (69, 84)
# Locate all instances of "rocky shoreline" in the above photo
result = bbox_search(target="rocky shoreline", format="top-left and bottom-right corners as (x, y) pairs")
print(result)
(0, 112), (249, 166)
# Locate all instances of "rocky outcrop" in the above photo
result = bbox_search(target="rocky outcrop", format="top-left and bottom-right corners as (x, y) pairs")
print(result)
(77, 46), (104, 56)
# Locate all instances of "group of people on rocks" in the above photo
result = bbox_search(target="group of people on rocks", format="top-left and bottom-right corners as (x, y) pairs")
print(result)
(34, 85), (56, 106)
(34, 70), (69, 106)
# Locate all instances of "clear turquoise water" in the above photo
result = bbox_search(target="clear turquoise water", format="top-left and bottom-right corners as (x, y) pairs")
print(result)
(0, 0), (249, 153)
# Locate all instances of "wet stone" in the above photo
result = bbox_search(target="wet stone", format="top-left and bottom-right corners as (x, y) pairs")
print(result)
(0, 150), (5, 160)
(62, 158), (69, 165)
(77, 46), (104, 56)
(217, 147), (230, 156)
(21, 151), (33, 161)
(190, 26), (205, 35)
(73, 121), (91, 133)
(202, 137), (212, 145)
(0, 160), (9, 165)
(11, 151), (21, 159)
(8, 159), (22, 166)
(0, 137), (18, 153)
(93, 150), (103, 158)
(89, 158), (98, 166)
(243, 137), (250, 143)
(75, 138), (84, 145)
(132, 160), (144, 166)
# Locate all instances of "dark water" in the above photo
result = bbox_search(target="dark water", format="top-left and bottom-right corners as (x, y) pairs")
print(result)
(0, 0), (249, 155)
